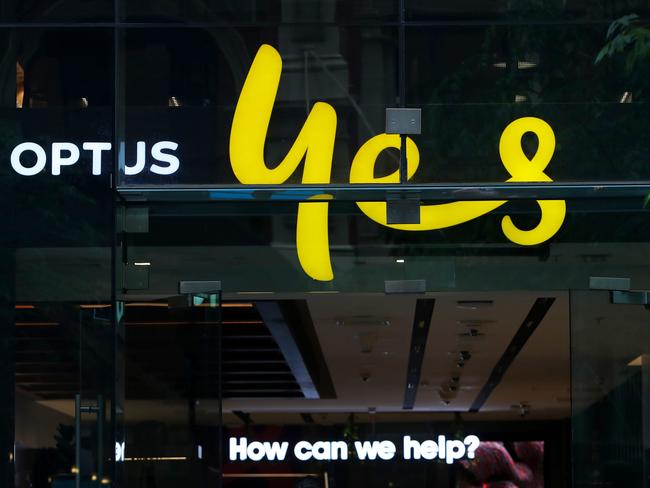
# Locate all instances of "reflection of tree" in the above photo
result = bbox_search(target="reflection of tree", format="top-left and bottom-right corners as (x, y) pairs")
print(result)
(413, 4), (650, 185)
(596, 13), (650, 97)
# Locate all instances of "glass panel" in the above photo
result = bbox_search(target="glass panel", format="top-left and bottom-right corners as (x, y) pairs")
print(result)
(117, 26), (398, 186)
(571, 289), (650, 487)
(115, 197), (650, 294)
(116, 197), (578, 487)
(120, 0), (397, 24)
(116, 294), (223, 488)
(115, 19), (650, 187)
(405, 0), (650, 21)
(406, 24), (650, 182)
(0, 27), (116, 488)
(0, 0), (114, 23)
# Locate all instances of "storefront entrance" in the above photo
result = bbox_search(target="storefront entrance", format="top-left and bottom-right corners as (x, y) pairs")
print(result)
(8, 196), (650, 488)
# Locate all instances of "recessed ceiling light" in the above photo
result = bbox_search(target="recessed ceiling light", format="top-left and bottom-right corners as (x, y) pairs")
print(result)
(493, 61), (507, 69)
(133, 262), (151, 266)
(396, 258), (405, 263)
(456, 300), (494, 309)
(457, 319), (496, 326)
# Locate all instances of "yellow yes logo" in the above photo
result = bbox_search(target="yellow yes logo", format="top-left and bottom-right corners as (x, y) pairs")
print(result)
(230, 44), (566, 282)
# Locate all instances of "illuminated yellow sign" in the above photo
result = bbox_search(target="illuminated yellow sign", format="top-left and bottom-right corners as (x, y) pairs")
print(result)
(230, 44), (566, 281)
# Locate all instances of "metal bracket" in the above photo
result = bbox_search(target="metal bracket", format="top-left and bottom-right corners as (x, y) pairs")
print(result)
(589, 276), (631, 291)
(611, 290), (650, 306)
(168, 281), (223, 308)
(386, 195), (420, 224)
(385, 108), (422, 135)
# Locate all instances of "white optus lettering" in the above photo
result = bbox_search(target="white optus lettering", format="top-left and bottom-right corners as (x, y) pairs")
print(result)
(83, 142), (112, 175)
(8, 140), (181, 176)
(150, 141), (180, 175)
(122, 141), (147, 175)
(11, 142), (47, 176)
(51, 142), (80, 175)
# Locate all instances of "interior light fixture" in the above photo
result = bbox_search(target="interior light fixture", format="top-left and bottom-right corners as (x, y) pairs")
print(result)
(494, 60), (537, 70)
(620, 91), (633, 103)
(456, 300), (493, 309)
(133, 262), (151, 266)
(517, 60), (537, 69)
(457, 319), (496, 326)
(124, 320), (262, 326)
(628, 355), (643, 366)
(16, 62), (24, 108)
(396, 258), (405, 263)
(16, 322), (58, 326)
(515, 94), (528, 103)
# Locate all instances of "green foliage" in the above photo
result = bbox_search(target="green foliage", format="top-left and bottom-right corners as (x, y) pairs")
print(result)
(596, 13), (650, 73)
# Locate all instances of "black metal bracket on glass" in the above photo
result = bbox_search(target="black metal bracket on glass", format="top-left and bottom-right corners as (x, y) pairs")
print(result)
(589, 276), (650, 310)
(385, 107), (422, 224)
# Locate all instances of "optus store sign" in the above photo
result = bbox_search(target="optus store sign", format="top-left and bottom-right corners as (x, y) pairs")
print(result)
(10, 141), (180, 176)
(8, 44), (566, 282)
(229, 45), (566, 281)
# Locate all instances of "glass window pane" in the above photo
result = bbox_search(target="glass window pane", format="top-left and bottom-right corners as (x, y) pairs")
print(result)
(571, 289), (650, 486)
(407, 24), (650, 182)
(0, 27), (115, 488)
(0, 0), (114, 22)
(406, 0), (650, 21)
(117, 26), (398, 186)
(121, 0), (396, 24)
(115, 197), (650, 294)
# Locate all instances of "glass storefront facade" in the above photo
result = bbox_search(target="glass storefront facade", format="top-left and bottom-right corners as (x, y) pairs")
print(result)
(3, 1), (650, 487)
